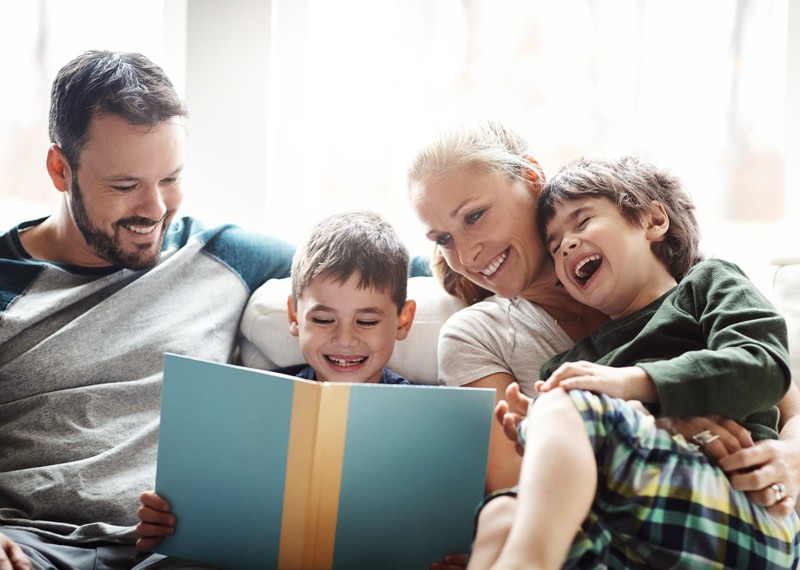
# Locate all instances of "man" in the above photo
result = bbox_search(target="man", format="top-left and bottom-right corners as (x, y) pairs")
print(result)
(0, 50), (294, 569)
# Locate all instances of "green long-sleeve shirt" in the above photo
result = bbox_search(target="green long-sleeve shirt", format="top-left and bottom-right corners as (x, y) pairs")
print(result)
(541, 258), (791, 441)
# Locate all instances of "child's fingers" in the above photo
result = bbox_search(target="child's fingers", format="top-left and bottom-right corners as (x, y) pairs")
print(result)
(501, 412), (520, 443)
(137, 504), (176, 528)
(139, 490), (171, 512)
(506, 382), (532, 413)
(494, 400), (510, 426)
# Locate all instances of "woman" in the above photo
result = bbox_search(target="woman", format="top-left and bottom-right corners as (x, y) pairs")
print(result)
(407, 120), (800, 568)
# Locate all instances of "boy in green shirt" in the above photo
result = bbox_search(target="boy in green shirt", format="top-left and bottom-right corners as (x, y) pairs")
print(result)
(469, 156), (798, 570)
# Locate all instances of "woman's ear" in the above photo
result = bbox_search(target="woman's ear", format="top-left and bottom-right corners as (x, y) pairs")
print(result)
(645, 201), (670, 242)
(46, 144), (72, 193)
(522, 154), (545, 196)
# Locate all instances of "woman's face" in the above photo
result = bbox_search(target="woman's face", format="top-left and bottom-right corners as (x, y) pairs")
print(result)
(410, 165), (553, 299)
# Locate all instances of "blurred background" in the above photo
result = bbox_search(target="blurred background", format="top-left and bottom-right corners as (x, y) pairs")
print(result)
(1, 0), (797, 295)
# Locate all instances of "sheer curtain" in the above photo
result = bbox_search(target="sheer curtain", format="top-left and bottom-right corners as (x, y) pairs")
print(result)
(0, 0), (795, 291)
(261, 0), (796, 291)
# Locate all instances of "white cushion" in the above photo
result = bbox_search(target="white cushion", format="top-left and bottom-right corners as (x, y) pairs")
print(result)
(239, 276), (466, 385)
(773, 258), (800, 385)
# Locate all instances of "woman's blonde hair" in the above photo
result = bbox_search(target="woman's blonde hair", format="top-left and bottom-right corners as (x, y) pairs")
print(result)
(408, 120), (542, 305)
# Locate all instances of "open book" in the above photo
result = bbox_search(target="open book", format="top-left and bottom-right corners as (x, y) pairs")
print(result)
(154, 354), (495, 570)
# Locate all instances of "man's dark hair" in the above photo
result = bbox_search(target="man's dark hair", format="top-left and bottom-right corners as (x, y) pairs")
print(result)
(49, 50), (188, 168)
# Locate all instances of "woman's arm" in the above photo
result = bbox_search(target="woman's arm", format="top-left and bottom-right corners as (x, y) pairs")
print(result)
(467, 372), (523, 492)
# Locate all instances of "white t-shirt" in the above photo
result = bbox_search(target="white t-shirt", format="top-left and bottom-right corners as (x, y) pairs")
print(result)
(437, 295), (574, 396)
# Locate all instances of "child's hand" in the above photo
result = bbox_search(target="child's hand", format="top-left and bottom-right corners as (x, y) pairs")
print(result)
(536, 362), (657, 402)
(136, 490), (176, 552)
(494, 383), (532, 456)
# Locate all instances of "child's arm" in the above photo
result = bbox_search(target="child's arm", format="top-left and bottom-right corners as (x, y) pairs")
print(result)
(135, 490), (176, 552)
(636, 261), (790, 420)
(536, 361), (658, 402)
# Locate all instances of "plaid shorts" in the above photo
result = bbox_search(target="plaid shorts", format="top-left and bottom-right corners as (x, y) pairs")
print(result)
(563, 389), (800, 569)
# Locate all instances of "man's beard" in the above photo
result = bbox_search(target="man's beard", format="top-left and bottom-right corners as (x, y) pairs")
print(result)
(70, 174), (169, 270)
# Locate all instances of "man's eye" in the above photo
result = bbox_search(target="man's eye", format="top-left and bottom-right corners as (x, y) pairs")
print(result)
(312, 317), (333, 325)
(161, 177), (178, 185)
(112, 185), (136, 192)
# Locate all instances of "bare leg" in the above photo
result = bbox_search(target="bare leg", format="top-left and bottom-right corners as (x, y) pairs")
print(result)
(466, 495), (517, 570)
(489, 388), (597, 570)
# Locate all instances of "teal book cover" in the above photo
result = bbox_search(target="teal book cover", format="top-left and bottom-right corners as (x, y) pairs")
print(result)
(154, 353), (494, 570)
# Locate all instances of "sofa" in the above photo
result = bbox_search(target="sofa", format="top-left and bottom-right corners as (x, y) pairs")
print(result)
(239, 259), (800, 390)
(238, 275), (466, 385)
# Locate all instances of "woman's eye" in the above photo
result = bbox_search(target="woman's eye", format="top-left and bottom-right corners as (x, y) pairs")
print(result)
(435, 234), (452, 247)
(465, 210), (484, 225)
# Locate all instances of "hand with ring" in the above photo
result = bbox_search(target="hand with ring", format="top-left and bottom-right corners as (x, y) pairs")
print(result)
(771, 482), (787, 504)
(655, 416), (753, 462)
(718, 436), (799, 517)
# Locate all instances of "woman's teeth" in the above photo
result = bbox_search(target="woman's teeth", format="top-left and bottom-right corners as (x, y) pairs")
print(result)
(481, 251), (508, 277)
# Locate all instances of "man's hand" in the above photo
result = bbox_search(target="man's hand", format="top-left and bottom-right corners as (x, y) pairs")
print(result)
(718, 439), (800, 517)
(0, 532), (31, 570)
(136, 490), (176, 552)
(655, 416), (753, 462)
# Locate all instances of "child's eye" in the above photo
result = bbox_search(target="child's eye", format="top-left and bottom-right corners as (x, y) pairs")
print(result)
(577, 216), (591, 229)
(357, 320), (379, 327)
(312, 317), (334, 325)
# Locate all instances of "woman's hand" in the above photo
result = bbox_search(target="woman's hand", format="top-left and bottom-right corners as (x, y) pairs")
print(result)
(136, 490), (176, 552)
(495, 383), (532, 456)
(0, 532), (31, 570)
(535, 362), (657, 403)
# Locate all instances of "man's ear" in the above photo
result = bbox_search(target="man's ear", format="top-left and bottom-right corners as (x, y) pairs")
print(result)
(395, 299), (417, 341)
(645, 201), (670, 242)
(286, 295), (299, 337)
(46, 144), (72, 193)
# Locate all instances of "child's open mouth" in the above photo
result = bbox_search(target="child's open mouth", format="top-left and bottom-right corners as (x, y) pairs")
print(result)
(575, 255), (603, 286)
